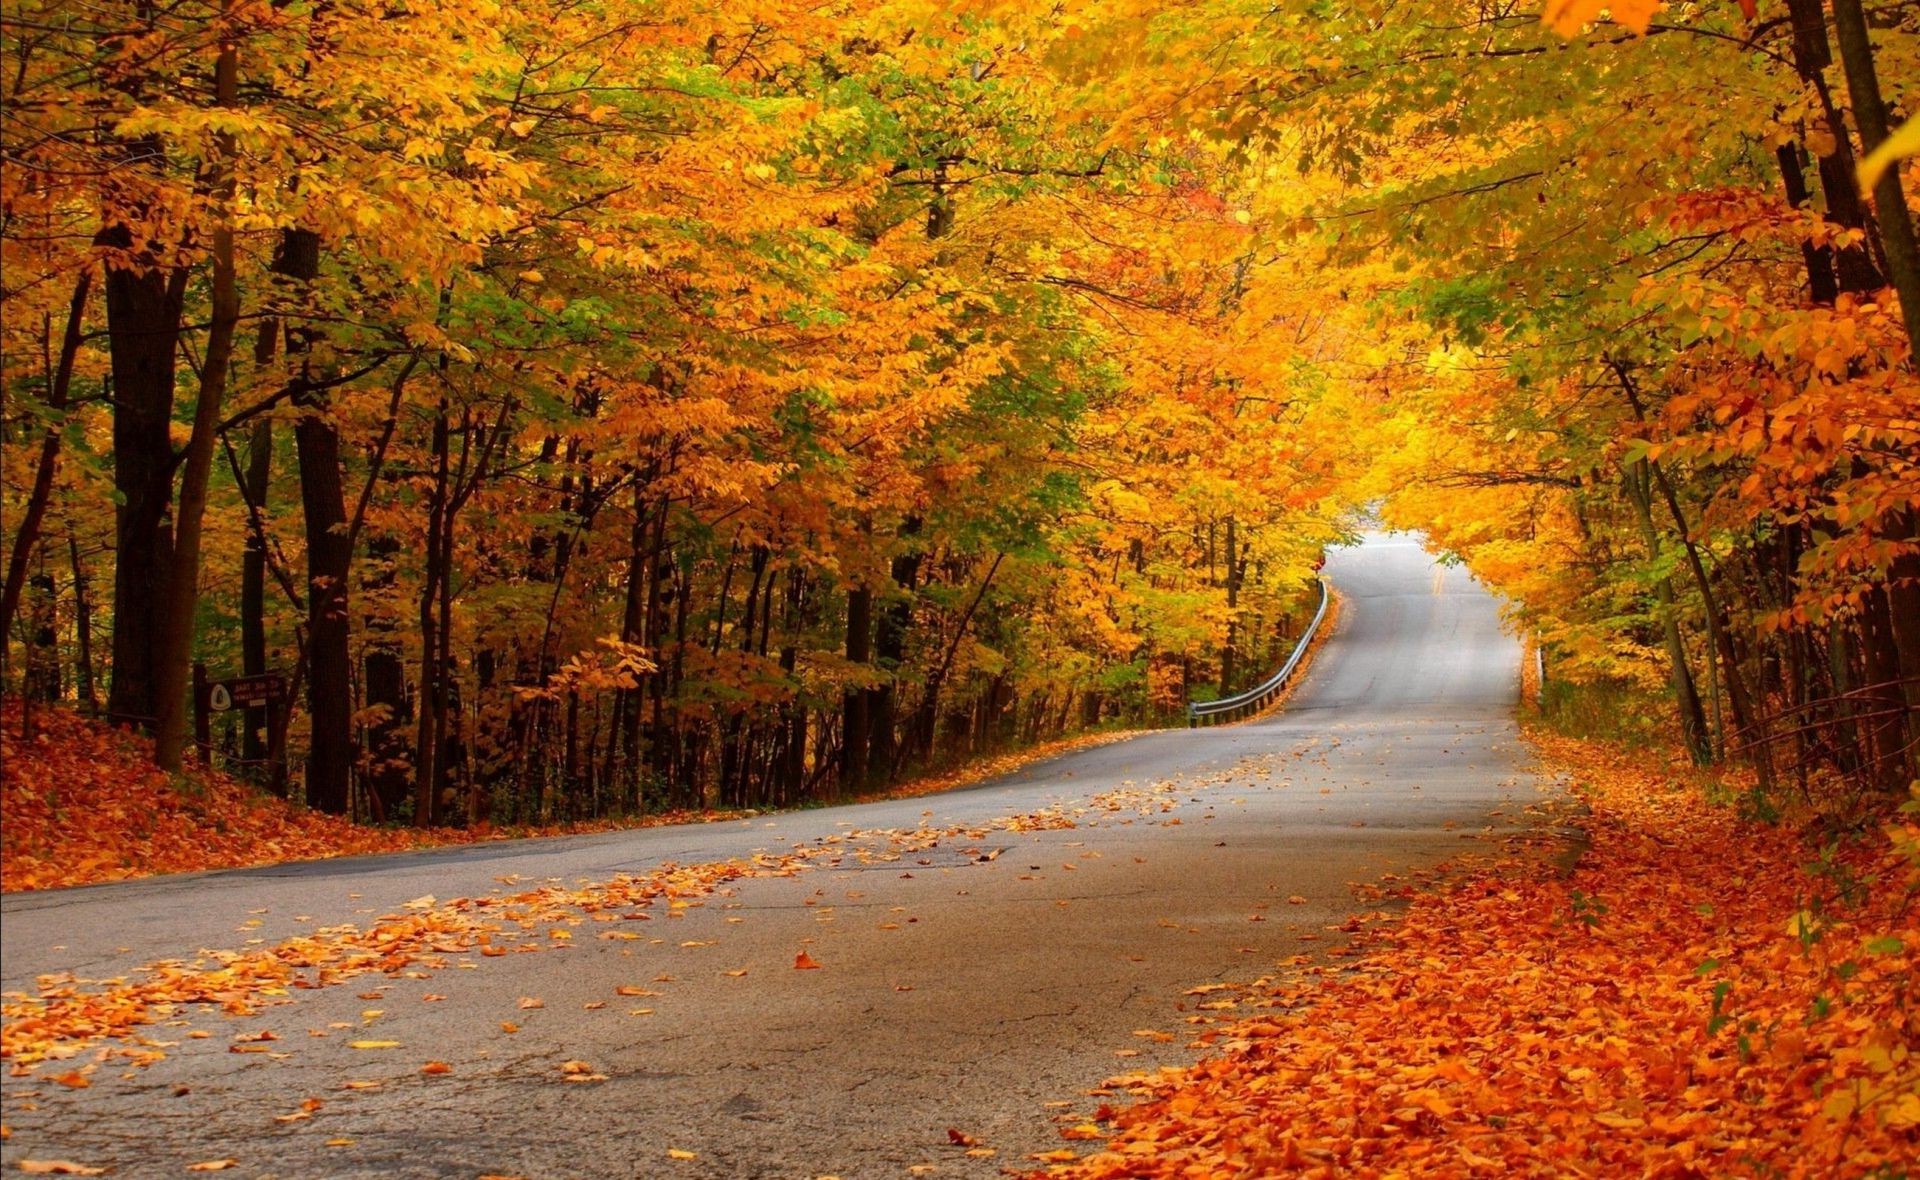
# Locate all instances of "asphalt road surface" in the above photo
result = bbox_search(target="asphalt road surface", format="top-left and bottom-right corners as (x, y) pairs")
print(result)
(1, 531), (1557, 1179)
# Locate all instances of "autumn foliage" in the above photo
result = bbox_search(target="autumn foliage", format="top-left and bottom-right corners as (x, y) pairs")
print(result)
(0, 702), (732, 891)
(1028, 732), (1920, 1176)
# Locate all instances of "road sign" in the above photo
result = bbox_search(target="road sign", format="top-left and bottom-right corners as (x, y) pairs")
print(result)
(193, 665), (291, 792)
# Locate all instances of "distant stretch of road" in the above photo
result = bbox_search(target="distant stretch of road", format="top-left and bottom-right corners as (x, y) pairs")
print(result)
(2, 531), (1549, 1178)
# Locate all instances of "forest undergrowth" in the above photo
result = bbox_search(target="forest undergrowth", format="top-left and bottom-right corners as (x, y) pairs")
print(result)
(0, 700), (1138, 892)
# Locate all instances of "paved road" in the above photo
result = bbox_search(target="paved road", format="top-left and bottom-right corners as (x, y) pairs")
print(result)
(1, 531), (1553, 1179)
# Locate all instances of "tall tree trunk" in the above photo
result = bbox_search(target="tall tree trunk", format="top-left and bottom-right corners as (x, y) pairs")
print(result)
(257, 225), (355, 813)
(1780, 0), (1885, 295)
(1622, 463), (1713, 766)
(415, 401), (450, 826)
(777, 567), (806, 804)
(2, 269), (91, 651)
(1825, 0), (1920, 761)
(1220, 515), (1241, 692)
(101, 238), (185, 730)
(153, 28), (241, 771)
(240, 417), (272, 768)
(362, 532), (410, 819)
(69, 528), (98, 714)
(870, 518), (921, 781)
(842, 584), (872, 789)
(1827, 0), (1920, 352)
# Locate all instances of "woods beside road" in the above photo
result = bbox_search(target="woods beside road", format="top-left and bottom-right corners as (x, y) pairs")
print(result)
(5, 0), (1920, 1173)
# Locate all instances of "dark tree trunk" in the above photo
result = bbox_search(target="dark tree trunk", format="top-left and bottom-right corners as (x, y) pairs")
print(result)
(2, 270), (91, 654)
(870, 521), (921, 781)
(240, 417), (273, 769)
(69, 529), (98, 713)
(842, 584), (873, 789)
(362, 532), (411, 819)
(102, 243), (185, 731)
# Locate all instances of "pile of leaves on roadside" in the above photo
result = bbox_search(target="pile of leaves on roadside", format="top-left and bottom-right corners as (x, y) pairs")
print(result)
(0, 704), (732, 892)
(1029, 730), (1919, 1177)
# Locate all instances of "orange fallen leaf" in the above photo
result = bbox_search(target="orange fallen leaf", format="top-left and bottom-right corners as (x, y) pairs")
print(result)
(666, 1149), (696, 1161)
(187, 1162), (238, 1172)
(49, 1071), (91, 1089)
(18, 1164), (107, 1176)
(500, 1022), (519, 1034)
(794, 951), (822, 970)
(421, 1061), (452, 1076)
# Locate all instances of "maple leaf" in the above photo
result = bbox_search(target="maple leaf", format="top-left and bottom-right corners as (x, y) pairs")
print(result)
(793, 951), (822, 970)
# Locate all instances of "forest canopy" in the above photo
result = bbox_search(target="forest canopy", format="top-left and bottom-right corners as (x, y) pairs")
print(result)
(3, 0), (1916, 821)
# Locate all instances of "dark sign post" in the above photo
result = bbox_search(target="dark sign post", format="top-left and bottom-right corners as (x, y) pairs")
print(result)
(193, 665), (290, 790)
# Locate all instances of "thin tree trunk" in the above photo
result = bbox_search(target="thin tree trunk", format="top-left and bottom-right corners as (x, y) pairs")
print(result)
(1827, 0), (1920, 352)
(69, 528), (98, 713)
(415, 400), (450, 826)
(870, 518), (921, 782)
(153, 27), (241, 771)
(1622, 463), (1713, 766)
(2, 269), (91, 650)
(842, 584), (872, 788)
(240, 417), (272, 768)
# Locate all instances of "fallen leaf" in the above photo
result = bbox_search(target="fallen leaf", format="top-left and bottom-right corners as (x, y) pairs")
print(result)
(347, 1040), (400, 1050)
(17, 1165), (108, 1176)
(187, 1162), (238, 1172)
(794, 951), (822, 970)
(667, 1149), (696, 1161)
(517, 997), (544, 1010)
(421, 1061), (452, 1075)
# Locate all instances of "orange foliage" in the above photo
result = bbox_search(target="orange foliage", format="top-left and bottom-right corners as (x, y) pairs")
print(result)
(1029, 733), (1920, 1177)
(0, 704), (737, 892)
(1, 754), (1251, 1071)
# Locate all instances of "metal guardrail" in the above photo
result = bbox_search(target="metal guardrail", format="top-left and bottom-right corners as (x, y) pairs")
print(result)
(1188, 578), (1330, 727)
